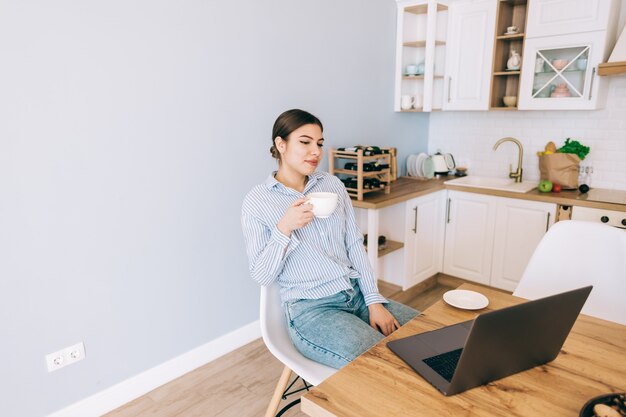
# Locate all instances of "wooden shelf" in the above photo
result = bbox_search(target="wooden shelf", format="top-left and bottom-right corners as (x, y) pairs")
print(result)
(402, 75), (424, 80)
(332, 151), (391, 160)
(364, 240), (404, 258)
(496, 33), (525, 40)
(405, 3), (447, 15)
(598, 61), (626, 76)
(334, 169), (390, 177)
(403, 41), (426, 48)
(489, 106), (518, 110)
(400, 108), (423, 112)
(494, 71), (521, 75)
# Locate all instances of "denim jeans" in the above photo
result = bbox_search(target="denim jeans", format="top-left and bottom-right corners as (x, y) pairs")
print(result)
(284, 279), (419, 369)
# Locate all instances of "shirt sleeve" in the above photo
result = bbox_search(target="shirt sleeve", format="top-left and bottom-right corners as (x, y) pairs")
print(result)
(340, 185), (387, 306)
(241, 206), (300, 286)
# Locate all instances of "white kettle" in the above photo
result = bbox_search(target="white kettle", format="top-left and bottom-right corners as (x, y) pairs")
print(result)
(431, 152), (455, 175)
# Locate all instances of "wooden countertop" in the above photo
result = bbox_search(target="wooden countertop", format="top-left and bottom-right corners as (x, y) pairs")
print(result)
(353, 176), (626, 212)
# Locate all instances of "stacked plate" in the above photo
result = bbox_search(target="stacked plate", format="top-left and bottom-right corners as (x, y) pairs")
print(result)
(406, 153), (434, 179)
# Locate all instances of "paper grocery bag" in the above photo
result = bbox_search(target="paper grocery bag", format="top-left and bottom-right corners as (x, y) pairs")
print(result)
(538, 153), (580, 189)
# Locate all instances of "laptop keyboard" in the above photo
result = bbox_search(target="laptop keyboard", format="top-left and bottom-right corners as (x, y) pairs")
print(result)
(422, 348), (463, 382)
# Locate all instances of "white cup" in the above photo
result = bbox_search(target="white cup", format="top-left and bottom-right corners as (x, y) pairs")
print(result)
(400, 95), (415, 110)
(506, 25), (518, 34)
(413, 94), (423, 109)
(307, 192), (338, 218)
(405, 64), (418, 75)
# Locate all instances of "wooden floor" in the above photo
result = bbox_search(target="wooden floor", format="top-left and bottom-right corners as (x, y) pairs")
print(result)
(105, 277), (459, 417)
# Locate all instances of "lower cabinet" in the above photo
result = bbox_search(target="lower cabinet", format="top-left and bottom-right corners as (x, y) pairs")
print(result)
(443, 191), (556, 291)
(403, 191), (446, 290)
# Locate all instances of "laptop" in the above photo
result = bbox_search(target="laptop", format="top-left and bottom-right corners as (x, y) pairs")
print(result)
(387, 286), (592, 396)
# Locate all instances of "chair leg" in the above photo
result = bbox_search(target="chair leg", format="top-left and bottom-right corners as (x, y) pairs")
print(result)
(265, 365), (293, 417)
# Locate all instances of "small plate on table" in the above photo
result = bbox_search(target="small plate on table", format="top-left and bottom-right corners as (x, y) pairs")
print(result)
(443, 290), (489, 310)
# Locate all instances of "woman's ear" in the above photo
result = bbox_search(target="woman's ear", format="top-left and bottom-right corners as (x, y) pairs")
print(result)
(274, 137), (285, 153)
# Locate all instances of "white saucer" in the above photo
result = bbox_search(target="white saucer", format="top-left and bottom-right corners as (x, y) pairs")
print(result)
(443, 290), (489, 310)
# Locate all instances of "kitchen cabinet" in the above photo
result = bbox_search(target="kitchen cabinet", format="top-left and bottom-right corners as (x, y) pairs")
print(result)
(403, 191), (446, 289)
(525, 0), (620, 39)
(443, 0), (496, 110)
(518, 32), (610, 110)
(491, 197), (556, 291)
(443, 191), (496, 285)
(394, 0), (449, 112)
(443, 190), (555, 290)
(517, 0), (620, 110)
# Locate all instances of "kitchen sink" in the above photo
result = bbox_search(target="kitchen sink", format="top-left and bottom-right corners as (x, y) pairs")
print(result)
(444, 176), (537, 193)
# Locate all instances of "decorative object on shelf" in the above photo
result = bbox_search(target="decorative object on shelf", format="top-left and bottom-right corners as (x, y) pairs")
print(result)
(413, 94), (423, 109)
(401, 95), (416, 110)
(550, 83), (572, 97)
(405, 64), (419, 75)
(551, 59), (568, 71)
(505, 25), (519, 35)
(507, 50), (521, 70)
(503, 95), (517, 107)
(534, 57), (545, 73)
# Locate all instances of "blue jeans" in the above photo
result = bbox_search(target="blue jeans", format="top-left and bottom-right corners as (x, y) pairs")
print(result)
(284, 279), (419, 369)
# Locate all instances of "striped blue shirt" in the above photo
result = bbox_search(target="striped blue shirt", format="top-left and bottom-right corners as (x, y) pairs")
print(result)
(241, 171), (387, 306)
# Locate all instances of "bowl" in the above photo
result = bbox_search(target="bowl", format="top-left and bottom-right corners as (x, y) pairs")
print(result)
(552, 59), (569, 70)
(503, 96), (517, 107)
(579, 392), (626, 417)
(307, 192), (338, 218)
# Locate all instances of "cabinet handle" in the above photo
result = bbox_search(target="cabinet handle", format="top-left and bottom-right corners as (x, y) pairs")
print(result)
(588, 67), (596, 100)
(412, 206), (418, 234)
(446, 198), (451, 224)
(447, 77), (452, 103)
(545, 212), (551, 232)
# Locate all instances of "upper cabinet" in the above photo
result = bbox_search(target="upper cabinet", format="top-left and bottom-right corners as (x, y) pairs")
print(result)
(526, 0), (619, 39)
(443, 0), (497, 110)
(394, 0), (449, 112)
(518, 0), (621, 110)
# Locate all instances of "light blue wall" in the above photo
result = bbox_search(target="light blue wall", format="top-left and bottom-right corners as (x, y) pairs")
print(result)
(0, 1), (428, 415)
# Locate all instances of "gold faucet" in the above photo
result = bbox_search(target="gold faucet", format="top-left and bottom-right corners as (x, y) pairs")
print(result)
(493, 137), (524, 183)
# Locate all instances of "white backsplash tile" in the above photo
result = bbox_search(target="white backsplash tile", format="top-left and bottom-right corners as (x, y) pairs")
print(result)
(429, 77), (626, 191)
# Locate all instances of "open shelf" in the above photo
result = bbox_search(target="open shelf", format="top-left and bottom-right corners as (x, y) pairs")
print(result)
(598, 61), (626, 76)
(365, 240), (404, 258)
(405, 3), (447, 15)
(334, 169), (390, 177)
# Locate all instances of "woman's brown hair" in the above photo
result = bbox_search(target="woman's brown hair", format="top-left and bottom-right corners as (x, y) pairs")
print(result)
(270, 109), (323, 160)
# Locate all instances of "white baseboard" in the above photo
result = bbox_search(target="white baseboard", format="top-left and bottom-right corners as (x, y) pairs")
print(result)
(48, 320), (261, 417)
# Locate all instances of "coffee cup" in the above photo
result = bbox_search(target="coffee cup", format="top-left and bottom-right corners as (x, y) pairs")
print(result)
(413, 94), (423, 109)
(401, 95), (415, 110)
(405, 64), (419, 75)
(506, 25), (519, 34)
(307, 192), (338, 218)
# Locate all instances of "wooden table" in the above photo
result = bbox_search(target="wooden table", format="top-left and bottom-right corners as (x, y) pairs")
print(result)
(301, 284), (626, 417)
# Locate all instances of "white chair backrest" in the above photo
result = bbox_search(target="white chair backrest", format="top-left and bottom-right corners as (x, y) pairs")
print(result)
(260, 283), (336, 386)
(514, 220), (626, 325)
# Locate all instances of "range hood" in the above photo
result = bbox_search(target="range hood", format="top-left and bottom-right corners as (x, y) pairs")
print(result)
(599, 25), (626, 76)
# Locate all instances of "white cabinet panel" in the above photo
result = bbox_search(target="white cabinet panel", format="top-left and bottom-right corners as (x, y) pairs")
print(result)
(526, 0), (616, 39)
(403, 191), (446, 289)
(444, 0), (496, 110)
(443, 191), (496, 285)
(490, 197), (556, 291)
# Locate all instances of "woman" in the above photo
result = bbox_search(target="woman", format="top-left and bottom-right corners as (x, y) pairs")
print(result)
(241, 109), (418, 369)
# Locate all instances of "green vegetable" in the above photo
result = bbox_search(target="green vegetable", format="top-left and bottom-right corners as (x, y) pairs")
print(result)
(558, 138), (590, 160)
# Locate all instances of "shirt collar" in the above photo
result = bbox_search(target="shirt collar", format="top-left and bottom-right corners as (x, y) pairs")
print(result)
(265, 171), (325, 194)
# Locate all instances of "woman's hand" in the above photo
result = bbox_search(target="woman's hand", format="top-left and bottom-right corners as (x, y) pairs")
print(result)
(368, 303), (401, 336)
(277, 198), (314, 236)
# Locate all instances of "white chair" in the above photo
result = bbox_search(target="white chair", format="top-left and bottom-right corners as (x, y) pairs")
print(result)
(514, 220), (626, 325)
(260, 283), (337, 417)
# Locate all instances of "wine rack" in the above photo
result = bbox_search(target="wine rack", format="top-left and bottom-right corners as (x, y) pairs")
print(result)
(329, 147), (392, 201)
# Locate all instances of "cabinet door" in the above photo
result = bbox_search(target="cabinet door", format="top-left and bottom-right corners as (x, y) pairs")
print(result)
(526, 0), (616, 39)
(443, 0), (496, 110)
(518, 32), (608, 110)
(403, 191), (446, 290)
(443, 191), (496, 285)
(490, 198), (556, 292)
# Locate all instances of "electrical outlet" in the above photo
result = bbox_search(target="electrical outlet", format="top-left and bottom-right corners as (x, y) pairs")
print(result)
(45, 342), (86, 372)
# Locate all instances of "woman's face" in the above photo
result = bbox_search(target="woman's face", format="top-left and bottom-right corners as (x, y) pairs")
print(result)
(276, 123), (324, 177)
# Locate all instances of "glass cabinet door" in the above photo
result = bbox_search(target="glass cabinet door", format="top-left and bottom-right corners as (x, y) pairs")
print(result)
(531, 46), (589, 99)
(519, 32), (606, 110)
